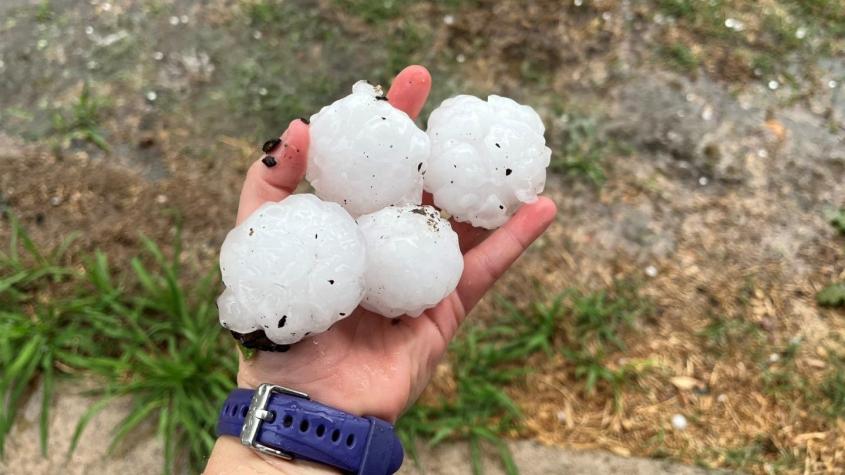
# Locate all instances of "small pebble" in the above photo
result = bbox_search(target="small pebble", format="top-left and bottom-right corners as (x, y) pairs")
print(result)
(169, 16), (179, 26)
(671, 414), (687, 431)
(645, 265), (658, 278)
(768, 353), (780, 363)
(443, 14), (454, 25)
(717, 394), (727, 403)
(153, 51), (164, 61)
(698, 176), (709, 186)
(768, 80), (779, 91)
(456, 53), (466, 63)
(262, 156), (277, 168)
(145, 91), (157, 102)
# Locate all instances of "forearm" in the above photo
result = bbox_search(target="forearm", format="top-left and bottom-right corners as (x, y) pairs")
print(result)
(205, 437), (341, 475)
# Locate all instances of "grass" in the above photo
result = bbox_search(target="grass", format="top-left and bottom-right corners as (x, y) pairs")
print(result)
(820, 356), (845, 418)
(0, 215), (236, 473)
(50, 83), (110, 151)
(398, 297), (564, 474)
(3, 213), (651, 474)
(399, 282), (653, 473)
(562, 282), (654, 408)
(652, 0), (845, 84)
(827, 208), (845, 236)
(0, 214), (78, 456)
(549, 113), (615, 185)
(659, 43), (699, 73)
(818, 208), (845, 308)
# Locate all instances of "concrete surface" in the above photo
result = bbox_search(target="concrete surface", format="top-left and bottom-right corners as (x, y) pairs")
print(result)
(0, 381), (716, 475)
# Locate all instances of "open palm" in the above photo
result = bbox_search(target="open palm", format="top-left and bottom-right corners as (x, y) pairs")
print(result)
(233, 65), (556, 423)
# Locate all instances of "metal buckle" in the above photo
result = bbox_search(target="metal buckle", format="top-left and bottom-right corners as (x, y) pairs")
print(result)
(240, 383), (310, 459)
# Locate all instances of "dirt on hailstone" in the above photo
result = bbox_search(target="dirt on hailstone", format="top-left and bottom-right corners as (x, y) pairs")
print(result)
(1, 0), (844, 473)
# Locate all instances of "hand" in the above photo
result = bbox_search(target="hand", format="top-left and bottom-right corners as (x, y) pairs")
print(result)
(205, 65), (556, 474)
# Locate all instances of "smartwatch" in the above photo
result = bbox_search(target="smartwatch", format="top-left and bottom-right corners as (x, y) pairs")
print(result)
(216, 384), (404, 474)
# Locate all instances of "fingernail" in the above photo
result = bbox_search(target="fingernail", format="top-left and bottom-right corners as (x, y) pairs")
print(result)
(262, 138), (281, 154)
(261, 156), (277, 167)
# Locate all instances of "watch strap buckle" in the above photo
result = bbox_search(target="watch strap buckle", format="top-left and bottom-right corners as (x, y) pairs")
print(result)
(240, 383), (309, 459)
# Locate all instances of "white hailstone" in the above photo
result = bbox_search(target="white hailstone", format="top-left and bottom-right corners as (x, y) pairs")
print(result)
(425, 94), (551, 229)
(307, 80), (430, 217)
(357, 205), (463, 318)
(217, 194), (366, 345)
(671, 414), (688, 431)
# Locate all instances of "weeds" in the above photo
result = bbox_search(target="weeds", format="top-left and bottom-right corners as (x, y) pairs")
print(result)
(818, 208), (845, 308)
(659, 44), (699, 73)
(74, 238), (237, 474)
(51, 83), (110, 151)
(826, 208), (845, 236)
(652, 0), (845, 83)
(0, 214), (79, 456)
(0, 215), (235, 473)
(820, 357), (845, 418)
(399, 282), (652, 473)
(550, 114), (613, 185)
(398, 298), (565, 474)
(700, 314), (763, 351)
(562, 283), (654, 408)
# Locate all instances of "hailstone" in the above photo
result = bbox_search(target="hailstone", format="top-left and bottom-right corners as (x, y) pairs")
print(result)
(306, 80), (431, 217)
(425, 95), (551, 229)
(217, 194), (366, 345)
(357, 205), (463, 318)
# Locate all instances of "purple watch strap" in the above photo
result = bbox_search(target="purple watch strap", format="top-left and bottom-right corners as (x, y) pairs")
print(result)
(216, 388), (404, 474)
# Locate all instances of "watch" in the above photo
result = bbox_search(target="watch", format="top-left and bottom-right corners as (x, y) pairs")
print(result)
(216, 384), (404, 474)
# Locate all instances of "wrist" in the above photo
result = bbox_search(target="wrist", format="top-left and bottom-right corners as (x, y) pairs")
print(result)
(236, 349), (410, 423)
(206, 437), (341, 475)
(210, 383), (405, 474)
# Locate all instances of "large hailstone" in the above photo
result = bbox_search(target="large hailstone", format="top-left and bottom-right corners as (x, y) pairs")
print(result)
(357, 205), (464, 318)
(306, 81), (431, 217)
(425, 95), (551, 229)
(217, 194), (366, 345)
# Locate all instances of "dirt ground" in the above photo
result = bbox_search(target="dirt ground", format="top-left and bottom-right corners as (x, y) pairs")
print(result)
(2, 0), (844, 473)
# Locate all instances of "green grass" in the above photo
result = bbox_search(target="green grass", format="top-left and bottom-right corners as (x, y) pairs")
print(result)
(820, 357), (845, 418)
(0, 214), (78, 456)
(653, 0), (845, 83)
(398, 297), (564, 474)
(72, 238), (237, 473)
(659, 44), (699, 72)
(34, 0), (54, 23)
(818, 208), (845, 308)
(399, 282), (652, 473)
(562, 282), (654, 407)
(50, 83), (110, 151)
(549, 114), (614, 185)
(0, 215), (235, 473)
(827, 208), (845, 236)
